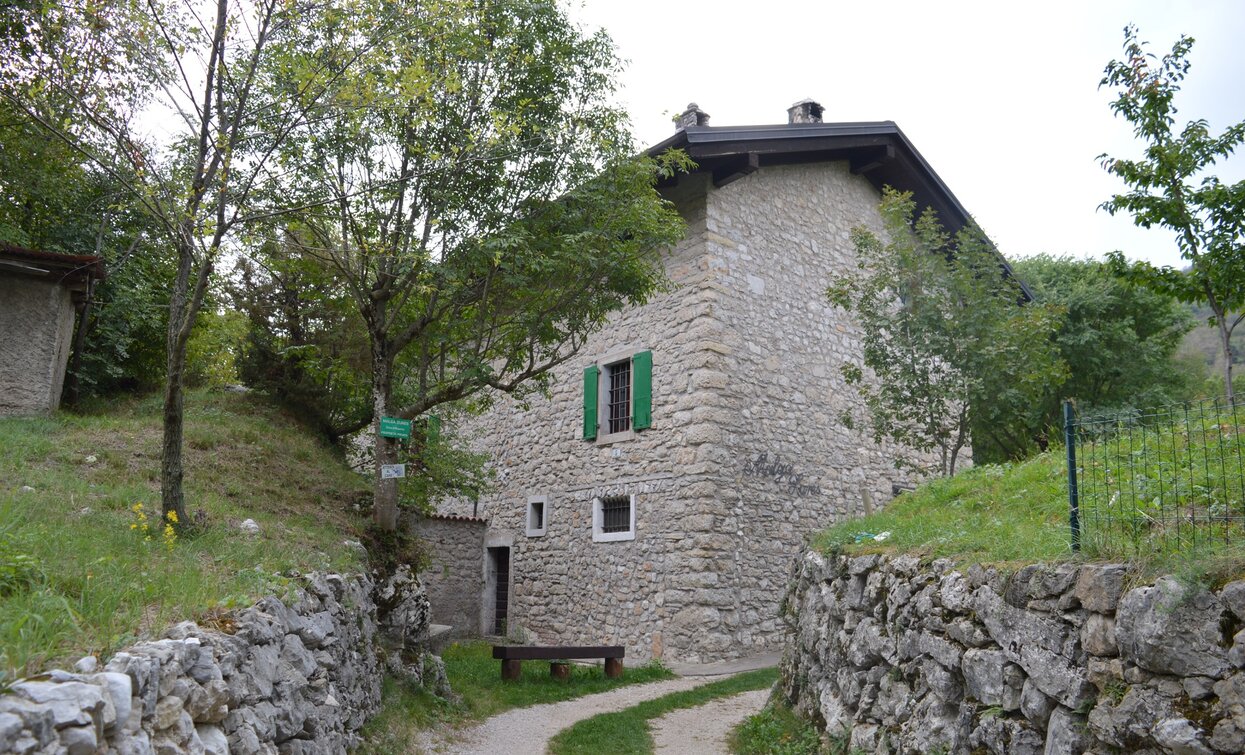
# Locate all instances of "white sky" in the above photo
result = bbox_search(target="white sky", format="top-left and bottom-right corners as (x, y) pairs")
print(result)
(569, 0), (1245, 268)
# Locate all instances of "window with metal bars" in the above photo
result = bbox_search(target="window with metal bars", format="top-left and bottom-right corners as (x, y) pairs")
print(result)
(599, 495), (631, 534)
(583, 350), (651, 442)
(605, 360), (631, 434)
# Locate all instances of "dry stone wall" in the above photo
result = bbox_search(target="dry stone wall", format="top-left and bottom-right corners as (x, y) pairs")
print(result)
(781, 550), (1245, 754)
(0, 570), (428, 754)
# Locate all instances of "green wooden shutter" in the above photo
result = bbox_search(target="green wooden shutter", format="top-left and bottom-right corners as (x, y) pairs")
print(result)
(583, 365), (599, 440)
(632, 350), (652, 430)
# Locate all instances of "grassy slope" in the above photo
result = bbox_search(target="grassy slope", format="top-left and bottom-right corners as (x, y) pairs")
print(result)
(0, 390), (369, 679)
(814, 448), (1245, 583)
(813, 452), (1073, 565)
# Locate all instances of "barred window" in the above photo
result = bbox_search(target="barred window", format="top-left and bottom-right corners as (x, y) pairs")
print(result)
(582, 350), (651, 442)
(605, 360), (631, 434)
(599, 495), (630, 533)
(592, 493), (636, 542)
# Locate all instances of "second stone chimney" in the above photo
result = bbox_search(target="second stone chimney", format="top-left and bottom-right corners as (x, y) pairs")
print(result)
(787, 98), (824, 124)
(677, 102), (711, 129)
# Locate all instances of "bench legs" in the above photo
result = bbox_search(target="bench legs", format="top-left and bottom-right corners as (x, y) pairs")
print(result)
(501, 659), (522, 681)
(499, 656), (624, 680)
(605, 657), (623, 678)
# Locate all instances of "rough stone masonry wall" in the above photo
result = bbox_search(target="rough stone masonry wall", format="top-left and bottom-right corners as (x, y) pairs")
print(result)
(0, 276), (76, 415)
(703, 162), (934, 660)
(412, 514), (487, 634)
(0, 570), (427, 754)
(444, 163), (937, 664)
(782, 551), (1245, 754)
(442, 174), (727, 662)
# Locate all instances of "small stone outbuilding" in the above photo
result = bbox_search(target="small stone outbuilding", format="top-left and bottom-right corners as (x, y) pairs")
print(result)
(0, 243), (105, 415)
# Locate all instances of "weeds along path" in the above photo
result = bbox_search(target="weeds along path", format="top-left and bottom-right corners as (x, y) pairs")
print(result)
(650, 688), (770, 754)
(424, 676), (709, 754)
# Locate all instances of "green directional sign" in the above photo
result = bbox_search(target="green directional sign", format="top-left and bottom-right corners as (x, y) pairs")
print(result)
(379, 416), (412, 439)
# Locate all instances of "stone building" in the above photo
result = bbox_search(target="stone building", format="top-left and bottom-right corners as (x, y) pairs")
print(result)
(433, 100), (1019, 663)
(0, 243), (105, 415)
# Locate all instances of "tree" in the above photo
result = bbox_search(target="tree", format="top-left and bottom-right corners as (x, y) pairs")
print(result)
(2, 0), (387, 524)
(827, 188), (1066, 476)
(229, 236), (372, 439)
(265, 0), (689, 530)
(1100, 24), (1245, 404)
(971, 254), (1194, 462)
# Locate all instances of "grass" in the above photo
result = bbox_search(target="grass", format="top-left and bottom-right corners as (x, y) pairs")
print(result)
(0, 389), (369, 680)
(811, 444), (1245, 584)
(1073, 399), (1245, 559)
(546, 667), (778, 755)
(730, 700), (826, 754)
(812, 452), (1073, 565)
(358, 641), (677, 753)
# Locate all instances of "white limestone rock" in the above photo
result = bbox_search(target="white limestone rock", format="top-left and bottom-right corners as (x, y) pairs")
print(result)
(1116, 577), (1229, 679)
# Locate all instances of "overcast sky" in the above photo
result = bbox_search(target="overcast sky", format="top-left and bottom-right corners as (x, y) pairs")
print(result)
(569, 0), (1245, 268)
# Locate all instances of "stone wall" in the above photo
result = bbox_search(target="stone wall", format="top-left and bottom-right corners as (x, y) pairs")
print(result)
(703, 162), (932, 660)
(412, 514), (487, 634)
(0, 570), (428, 754)
(0, 276), (76, 415)
(444, 162), (933, 665)
(781, 550), (1245, 754)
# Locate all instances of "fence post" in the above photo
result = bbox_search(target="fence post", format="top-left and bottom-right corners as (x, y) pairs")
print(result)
(1064, 400), (1080, 552)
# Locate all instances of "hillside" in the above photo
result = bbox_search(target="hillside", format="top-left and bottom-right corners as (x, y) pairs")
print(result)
(814, 453), (1072, 564)
(0, 390), (370, 680)
(816, 442), (1245, 583)
(1177, 302), (1245, 379)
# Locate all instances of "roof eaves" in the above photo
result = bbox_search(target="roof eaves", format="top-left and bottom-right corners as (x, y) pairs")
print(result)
(644, 121), (1034, 302)
(0, 242), (107, 284)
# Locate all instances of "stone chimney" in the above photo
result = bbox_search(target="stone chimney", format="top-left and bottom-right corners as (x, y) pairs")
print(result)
(676, 102), (710, 129)
(787, 98), (824, 124)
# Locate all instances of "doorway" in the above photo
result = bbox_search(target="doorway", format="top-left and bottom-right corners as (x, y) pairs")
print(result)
(486, 546), (510, 636)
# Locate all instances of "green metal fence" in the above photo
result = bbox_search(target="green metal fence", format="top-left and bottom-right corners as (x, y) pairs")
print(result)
(1064, 398), (1245, 556)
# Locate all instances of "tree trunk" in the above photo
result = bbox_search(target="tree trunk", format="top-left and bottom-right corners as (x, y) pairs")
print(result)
(64, 277), (95, 407)
(1218, 317), (1236, 405)
(160, 238), (211, 527)
(161, 249), (194, 526)
(372, 341), (401, 531)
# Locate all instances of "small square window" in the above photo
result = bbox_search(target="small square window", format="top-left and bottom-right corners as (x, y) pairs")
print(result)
(592, 494), (635, 542)
(526, 496), (547, 537)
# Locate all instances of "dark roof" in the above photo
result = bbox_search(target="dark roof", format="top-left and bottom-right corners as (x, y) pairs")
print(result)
(647, 121), (1033, 301)
(0, 242), (107, 287)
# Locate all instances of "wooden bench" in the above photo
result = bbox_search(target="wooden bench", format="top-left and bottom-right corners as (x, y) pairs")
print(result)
(492, 645), (625, 680)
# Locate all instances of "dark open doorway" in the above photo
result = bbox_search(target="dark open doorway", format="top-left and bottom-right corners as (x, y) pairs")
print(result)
(486, 546), (510, 635)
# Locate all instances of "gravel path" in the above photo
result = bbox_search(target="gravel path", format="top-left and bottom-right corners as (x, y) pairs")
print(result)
(420, 676), (711, 754)
(650, 688), (770, 754)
